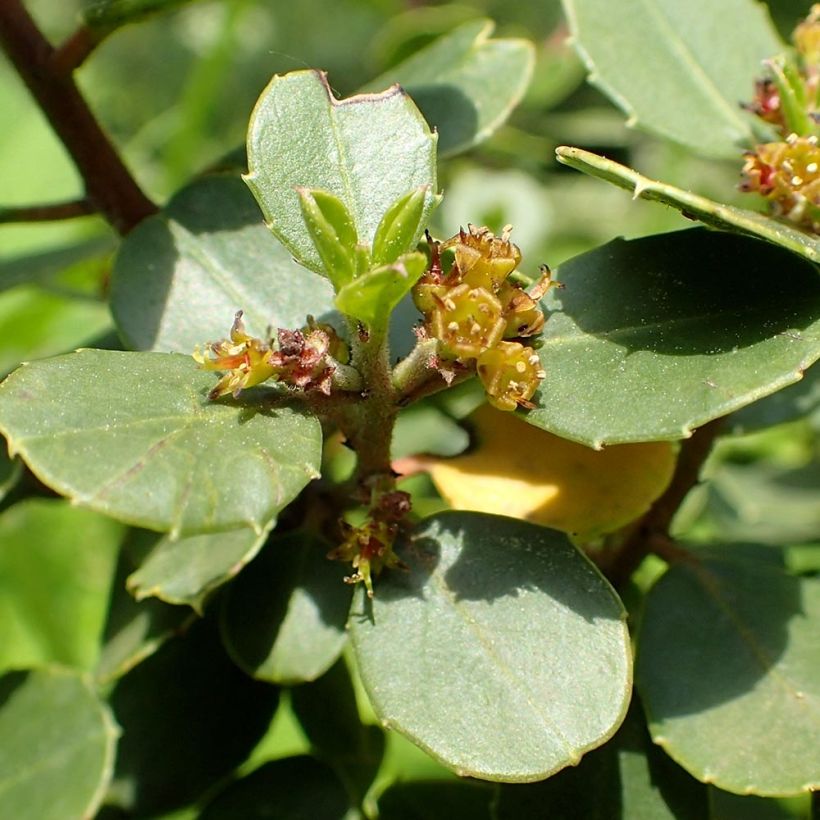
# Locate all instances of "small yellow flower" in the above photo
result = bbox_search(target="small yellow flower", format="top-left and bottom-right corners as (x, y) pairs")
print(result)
(441, 223), (521, 293)
(430, 284), (505, 362)
(193, 311), (278, 399)
(477, 341), (545, 412)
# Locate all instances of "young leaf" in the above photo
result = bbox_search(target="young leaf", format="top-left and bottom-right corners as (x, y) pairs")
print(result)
(0, 667), (118, 820)
(220, 533), (352, 684)
(334, 251), (426, 330)
(562, 0), (784, 157)
(428, 405), (676, 539)
(111, 175), (336, 354)
(364, 19), (535, 157)
(0, 350), (322, 536)
(637, 545), (820, 796)
(297, 188), (359, 289)
(527, 229), (820, 447)
(245, 70), (438, 273)
(556, 146), (820, 264)
(372, 186), (428, 266)
(350, 512), (632, 782)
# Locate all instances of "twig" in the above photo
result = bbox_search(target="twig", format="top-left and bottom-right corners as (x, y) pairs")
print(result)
(50, 24), (104, 74)
(604, 417), (724, 587)
(0, 0), (156, 235)
(0, 198), (96, 223)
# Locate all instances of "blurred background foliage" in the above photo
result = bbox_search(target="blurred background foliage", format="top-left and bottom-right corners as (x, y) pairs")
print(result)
(1, 1), (818, 817)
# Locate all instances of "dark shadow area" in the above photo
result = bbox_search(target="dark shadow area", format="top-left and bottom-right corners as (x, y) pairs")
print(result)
(556, 229), (820, 356)
(374, 511), (621, 626)
(406, 83), (479, 156)
(168, 175), (264, 235)
(637, 543), (806, 716)
(221, 533), (352, 672)
(0, 669), (28, 712)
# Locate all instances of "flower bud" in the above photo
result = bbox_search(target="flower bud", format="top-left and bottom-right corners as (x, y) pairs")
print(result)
(477, 341), (545, 412)
(442, 223), (521, 293)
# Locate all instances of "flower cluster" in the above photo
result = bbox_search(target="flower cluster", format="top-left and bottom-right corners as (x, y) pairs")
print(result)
(194, 311), (348, 399)
(327, 484), (411, 597)
(741, 5), (820, 233)
(412, 224), (550, 411)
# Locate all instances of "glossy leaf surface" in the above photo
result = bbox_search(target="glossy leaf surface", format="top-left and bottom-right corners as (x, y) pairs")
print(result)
(0, 350), (321, 535)
(637, 545), (820, 795)
(528, 229), (820, 447)
(350, 512), (631, 781)
(562, 0), (783, 157)
(245, 70), (438, 273)
(111, 175), (336, 353)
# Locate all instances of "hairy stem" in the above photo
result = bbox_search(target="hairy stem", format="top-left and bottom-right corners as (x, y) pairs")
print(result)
(0, 0), (156, 235)
(604, 417), (724, 587)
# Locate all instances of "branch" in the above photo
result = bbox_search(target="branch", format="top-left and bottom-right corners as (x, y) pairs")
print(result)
(50, 24), (104, 74)
(0, 198), (96, 223)
(604, 417), (724, 587)
(0, 0), (157, 235)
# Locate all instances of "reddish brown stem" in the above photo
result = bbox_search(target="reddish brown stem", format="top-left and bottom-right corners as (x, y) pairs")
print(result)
(50, 24), (103, 74)
(0, 0), (156, 235)
(604, 417), (725, 587)
(0, 198), (96, 223)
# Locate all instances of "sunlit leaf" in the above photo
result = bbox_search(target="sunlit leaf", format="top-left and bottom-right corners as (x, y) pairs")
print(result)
(528, 229), (820, 446)
(637, 545), (820, 795)
(562, 0), (783, 157)
(350, 512), (631, 781)
(556, 147), (819, 264)
(245, 70), (438, 273)
(0, 350), (321, 535)
(110, 175), (336, 354)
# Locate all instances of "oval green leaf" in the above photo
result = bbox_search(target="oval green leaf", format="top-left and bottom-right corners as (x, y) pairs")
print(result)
(245, 70), (438, 273)
(221, 534), (352, 684)
(0, 499), (123, 674)
(527, 229), (820, 447)
(110, 175), (336, 354)
(0, 350), (322, 536)
(349, 511), (632, 782)
(636, 545), (820, 795)
(364, 19), (535, 157)
(556, 147), (820, 264)
(0, 667), (118, 820)
(562, 0), (783, 157)
(127, 526), (273, 613)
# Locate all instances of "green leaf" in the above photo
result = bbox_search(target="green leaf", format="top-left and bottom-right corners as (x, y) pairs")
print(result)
(708, 787), (813, 819)
(0, 350), (321, 536)
(199, 756), (350, 820)
(82, 0), (201, 31)
(110, 175), (336, 354)
(335, 252), (426, 329)
(555, 147), (820, 264)
(291, 659), (386, 803)
(127, 526), (273, 613)
(495, 698), (708, 820)
(108, 618), (279, 816)
(372, 186), (429, 266)
(730, 364), (820, 432)
(636, 545), (820, 795)
(349, 511), (631, 782)
(0, 667), (118, 820)
(0, 285), (112, 376)
(245, 70), (438, 274)
(297, 188), (359, 289)
(378, 780), (495, 820)
(527, 229), (820, 447)
(561, 0), (783, 157)
(220, 534), (352, 684)
(392, 403), (470, 459)
(95, 548), (194, 684)
(0, 499), (123, 674)
(365, 20), (535, 157)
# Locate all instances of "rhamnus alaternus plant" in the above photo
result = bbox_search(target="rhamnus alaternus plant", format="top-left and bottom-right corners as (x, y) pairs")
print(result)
(0, 2), (818, 817)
